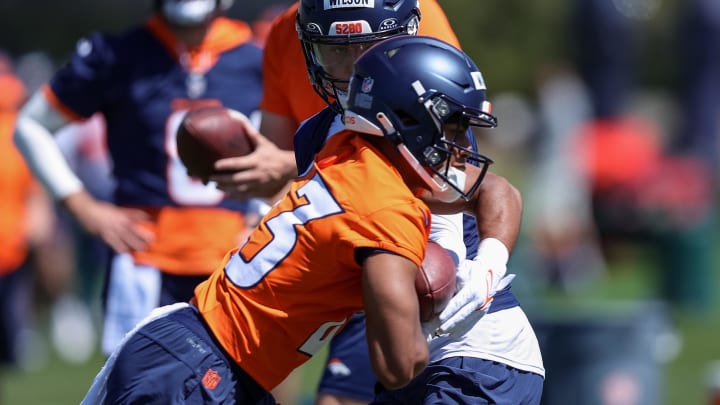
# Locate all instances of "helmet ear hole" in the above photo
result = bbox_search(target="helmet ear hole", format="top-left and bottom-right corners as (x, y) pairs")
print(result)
(395, 110), (418, 126)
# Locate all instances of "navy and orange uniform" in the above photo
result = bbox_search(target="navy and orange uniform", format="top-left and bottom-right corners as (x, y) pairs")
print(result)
(44, 15), (262, 275)
(260, 0), (461, 128)
(194, 130), (431, 390)
(0, 72), (32, 276)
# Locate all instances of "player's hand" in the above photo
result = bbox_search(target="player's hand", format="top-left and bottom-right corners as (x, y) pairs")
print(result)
(63, 190), (155, 253)
(437, 259), (496, 338)
(437, 238), (511, 338)
(210, 130), (298, 201)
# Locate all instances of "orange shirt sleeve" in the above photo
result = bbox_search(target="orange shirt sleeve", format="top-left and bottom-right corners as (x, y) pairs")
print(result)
(260, 3), (328, 126)
(418, 0), (461, 48)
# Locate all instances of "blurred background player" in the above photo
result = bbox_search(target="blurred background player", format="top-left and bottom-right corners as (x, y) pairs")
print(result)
(83, 34), (503, 404)
(211, 0), (460, 202)
(0, 51), (57, 387)
(13, 0), (263, 356)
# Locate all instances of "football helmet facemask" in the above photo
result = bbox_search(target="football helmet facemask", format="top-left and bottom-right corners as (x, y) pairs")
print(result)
(296, 0), (420, 114)
(344, 36), (497, 202)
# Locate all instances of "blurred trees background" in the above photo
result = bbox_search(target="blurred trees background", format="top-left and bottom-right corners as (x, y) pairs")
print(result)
(0, 0), (682, 97)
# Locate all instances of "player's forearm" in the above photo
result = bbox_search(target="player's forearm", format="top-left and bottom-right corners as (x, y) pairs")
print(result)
(467, 172), (522, 253)
(13, 101), (84, 201)
(423, 170), (522, 253)
(363, 253), (429, 389)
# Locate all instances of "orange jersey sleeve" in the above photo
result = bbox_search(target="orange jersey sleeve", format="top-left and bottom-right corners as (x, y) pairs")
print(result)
(417, 0), (461, 48)
(194, 131), (431, 390)
(0, 111), (34, 273)
(259, 3), (325, 125)
(259, 0), (460, 136)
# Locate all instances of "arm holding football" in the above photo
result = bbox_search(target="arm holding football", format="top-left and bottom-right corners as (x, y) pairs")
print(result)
(211, 110), (298, 202)
(363, 252), (428, 390)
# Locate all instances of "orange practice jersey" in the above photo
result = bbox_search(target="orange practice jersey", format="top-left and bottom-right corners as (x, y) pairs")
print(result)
(260, 0), (461, 128)
(195, 131), (432, 390)
(0, 74), (33, 273)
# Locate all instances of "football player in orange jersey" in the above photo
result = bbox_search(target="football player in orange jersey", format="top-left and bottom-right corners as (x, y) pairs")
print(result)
(13, 0), (264, 356)
(211, 0), (462, 202)
(81, 35), (502, 405)
(210, 3), (482, 403)
(210, 1), (543, 404)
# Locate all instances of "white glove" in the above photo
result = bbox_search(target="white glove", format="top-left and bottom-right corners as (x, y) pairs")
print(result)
(437, 238), (512, 338)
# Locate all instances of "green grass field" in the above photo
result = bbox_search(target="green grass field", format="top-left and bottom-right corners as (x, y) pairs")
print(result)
(2, 243), (718, 405)
(4, 315), (719, 405)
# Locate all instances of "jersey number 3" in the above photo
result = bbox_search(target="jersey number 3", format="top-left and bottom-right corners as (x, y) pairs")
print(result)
(224, 173), (345, 355)
(225, 172), (342, 287)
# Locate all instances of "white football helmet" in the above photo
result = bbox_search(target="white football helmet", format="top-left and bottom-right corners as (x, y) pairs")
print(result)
(157, 0), (234, 26)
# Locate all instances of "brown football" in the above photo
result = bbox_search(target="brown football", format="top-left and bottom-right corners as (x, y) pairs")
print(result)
(416, 240), (457, 322)
(176, 106), (254, 181)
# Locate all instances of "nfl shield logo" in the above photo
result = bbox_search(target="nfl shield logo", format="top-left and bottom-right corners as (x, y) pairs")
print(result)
(202, 368), (221, 390)
(361, 77), (374, 93)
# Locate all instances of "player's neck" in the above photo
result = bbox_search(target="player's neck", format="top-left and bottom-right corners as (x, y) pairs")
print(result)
(169, 23), (211, 48)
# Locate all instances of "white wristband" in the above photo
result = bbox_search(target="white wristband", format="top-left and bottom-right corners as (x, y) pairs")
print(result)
(475, 238), (509, 267)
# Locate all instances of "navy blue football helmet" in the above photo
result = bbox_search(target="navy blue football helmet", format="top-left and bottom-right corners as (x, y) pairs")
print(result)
(344, 35), (497, 202)
(296, 0), (421, 114)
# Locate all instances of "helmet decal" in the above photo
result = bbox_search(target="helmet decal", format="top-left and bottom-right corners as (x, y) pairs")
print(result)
(360, 77), (374, 93)
(471, 71), (486, 90)
(378, 18), (399, 31)
(324, 0), (376, 10)
(305, 23), (323, 35)
(329, 20), (373, 35)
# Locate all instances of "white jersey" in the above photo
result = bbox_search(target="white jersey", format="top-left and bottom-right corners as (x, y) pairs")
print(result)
(429, 213), (545, 377)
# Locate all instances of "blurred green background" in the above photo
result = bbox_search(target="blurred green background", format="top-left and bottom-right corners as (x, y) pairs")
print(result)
(2, 0), (719, 404)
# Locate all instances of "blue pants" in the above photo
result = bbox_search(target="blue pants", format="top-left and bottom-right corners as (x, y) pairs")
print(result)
(106, 306), (278, 404)
(371, 356), (544, 405)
